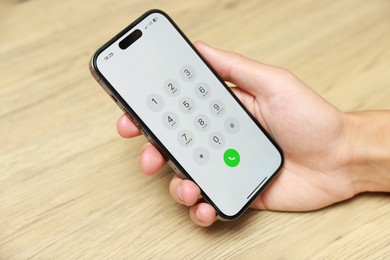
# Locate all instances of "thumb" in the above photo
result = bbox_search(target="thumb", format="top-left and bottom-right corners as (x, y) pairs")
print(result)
(194, 41), (285, 98)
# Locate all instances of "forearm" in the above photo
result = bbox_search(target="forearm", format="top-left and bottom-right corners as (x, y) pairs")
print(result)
(344, 111), (390, 194)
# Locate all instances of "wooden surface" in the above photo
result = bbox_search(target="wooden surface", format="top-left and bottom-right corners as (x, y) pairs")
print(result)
(1, 0), (389, 258)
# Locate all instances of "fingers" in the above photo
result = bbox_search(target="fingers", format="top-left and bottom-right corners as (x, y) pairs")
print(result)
(117, 114), (141, 138)
(169, 174), (217, 226)
(194, 41), (289, 98)
(139, 137), (217, 225)
(140, 142), (166, 176)
(189, 203), (217, 227)
(169, 175), (200, 206)
(118, 114), (166, 175)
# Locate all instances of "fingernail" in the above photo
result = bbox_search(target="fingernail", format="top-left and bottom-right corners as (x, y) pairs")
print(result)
(177, 185), (184, 202)
(141, 142), (151, 152)
(195, 207), (203, 222)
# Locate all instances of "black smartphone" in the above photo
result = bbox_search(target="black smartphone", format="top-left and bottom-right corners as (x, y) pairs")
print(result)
(90, 10), (283, 220)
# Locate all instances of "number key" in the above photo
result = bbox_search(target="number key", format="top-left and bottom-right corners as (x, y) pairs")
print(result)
(164, 79), (181, 97)
(209, 99), (225, 117)
(180, 65), (196, 82)
(177, 129), (194, 147)
(179, 96), (196, 114)
(209, 132), (225, 149)
(162, 112), (179, 129)
(147, 93), (164, 112)
(193, 114), (210, 132)
(195, 82), (211, 99)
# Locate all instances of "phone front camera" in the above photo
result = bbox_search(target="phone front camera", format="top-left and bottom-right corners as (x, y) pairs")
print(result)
(119, 29), (143, 50)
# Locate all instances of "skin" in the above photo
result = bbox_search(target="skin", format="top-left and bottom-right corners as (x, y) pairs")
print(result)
(117, 42), (390, 227)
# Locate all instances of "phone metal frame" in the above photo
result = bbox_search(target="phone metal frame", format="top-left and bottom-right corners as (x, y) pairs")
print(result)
(89, 9), (284, 220)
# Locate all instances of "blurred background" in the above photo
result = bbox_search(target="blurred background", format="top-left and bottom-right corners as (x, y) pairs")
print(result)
(1, 0), (389, 258)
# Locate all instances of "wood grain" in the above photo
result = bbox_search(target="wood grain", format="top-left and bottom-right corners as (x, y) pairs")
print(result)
(1, 0), (389, 258)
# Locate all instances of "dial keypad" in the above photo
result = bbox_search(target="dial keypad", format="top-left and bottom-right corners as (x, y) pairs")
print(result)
(145, 65), (241, 166)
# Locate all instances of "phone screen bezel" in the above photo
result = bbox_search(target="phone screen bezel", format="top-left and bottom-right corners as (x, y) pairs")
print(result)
(90, 9), (284, 220)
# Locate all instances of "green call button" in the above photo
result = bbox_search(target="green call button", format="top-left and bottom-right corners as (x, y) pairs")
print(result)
(223, 148), (240, 167)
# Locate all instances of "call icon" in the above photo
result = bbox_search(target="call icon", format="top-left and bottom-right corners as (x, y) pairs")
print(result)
(223, 149), (240, 167)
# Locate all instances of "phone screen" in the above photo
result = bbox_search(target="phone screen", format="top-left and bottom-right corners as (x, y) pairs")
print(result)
(92, 10), (283, 219)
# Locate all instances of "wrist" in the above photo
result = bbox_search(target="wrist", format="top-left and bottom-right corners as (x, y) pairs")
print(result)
(343, 111), (390, 194)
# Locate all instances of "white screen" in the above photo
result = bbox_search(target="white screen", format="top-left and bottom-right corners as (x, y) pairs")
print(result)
(95, 12), (282, 218)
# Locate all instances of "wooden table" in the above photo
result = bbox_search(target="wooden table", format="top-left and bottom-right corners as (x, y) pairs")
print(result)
(1, 0), (389, 258)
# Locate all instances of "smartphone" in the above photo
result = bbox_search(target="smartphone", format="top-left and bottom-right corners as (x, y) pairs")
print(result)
(90, 10), (283, 220)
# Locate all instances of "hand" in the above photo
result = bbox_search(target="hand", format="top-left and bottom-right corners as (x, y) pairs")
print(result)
(117, 42), (357, 226)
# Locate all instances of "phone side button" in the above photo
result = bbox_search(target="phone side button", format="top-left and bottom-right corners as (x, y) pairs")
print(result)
(139, 127), (149, 138)
(126, 113), (134, 120)
(167, 160), (186, 179)
(122, 111), (136, 125)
